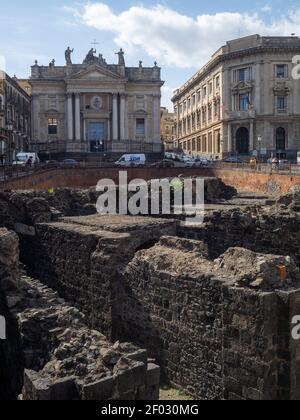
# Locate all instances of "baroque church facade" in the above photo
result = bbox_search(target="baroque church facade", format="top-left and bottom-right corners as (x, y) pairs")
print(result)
(29, 48), (164, 157)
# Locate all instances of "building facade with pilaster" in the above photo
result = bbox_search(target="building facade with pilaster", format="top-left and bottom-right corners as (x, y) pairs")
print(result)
(29, 48), (164, 158)
(0, 71), (31, 164)
(160, 107), (176, 151)
(172, 35), (300, 161)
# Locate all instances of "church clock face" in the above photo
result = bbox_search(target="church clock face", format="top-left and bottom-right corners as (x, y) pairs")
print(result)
(91, 96), (103, 110)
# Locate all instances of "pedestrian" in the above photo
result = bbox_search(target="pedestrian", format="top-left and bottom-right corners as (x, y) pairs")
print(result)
(26, 156), (33, 167)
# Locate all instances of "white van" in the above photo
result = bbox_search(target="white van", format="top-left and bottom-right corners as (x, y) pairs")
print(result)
(115, 154), (146, 167)
(13, 152), (40, 166)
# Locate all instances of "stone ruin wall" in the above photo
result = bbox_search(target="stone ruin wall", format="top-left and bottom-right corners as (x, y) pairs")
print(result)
(21, 214), (300, 400)
(0, 228), (160, 400)
(118, 237), (300, 400)
(1, 186), (300, 400)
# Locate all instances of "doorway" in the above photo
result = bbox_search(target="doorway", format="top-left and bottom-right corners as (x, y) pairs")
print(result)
(236, 127), (249, 155)
(88, 122), (106, 153)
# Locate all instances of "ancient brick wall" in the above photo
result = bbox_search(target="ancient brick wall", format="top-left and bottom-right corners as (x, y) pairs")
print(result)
(177, 207), (300, 265)
(2, 166), (300, 194)
(118, 237), (300, 400)
(28, 216), (177, 339)
(0, 229), (24, 400)
(0, 228), (160, 401)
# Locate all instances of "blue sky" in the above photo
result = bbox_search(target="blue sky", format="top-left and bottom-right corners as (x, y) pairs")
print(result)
(1, 0), (300, 108)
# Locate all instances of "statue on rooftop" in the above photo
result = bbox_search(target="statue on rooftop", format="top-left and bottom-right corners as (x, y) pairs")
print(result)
(115, 48), (125, 66)
(83, 48), (97, 65)
(65, 47), (74, 66)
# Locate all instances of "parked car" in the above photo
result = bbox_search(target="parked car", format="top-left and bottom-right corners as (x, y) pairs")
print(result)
(223, 156), (243, 164)
(150, 159), (175, 168)
(185, 157), (210, 167)
(61, 159), (79, 168)
(115, 154), (146, 167)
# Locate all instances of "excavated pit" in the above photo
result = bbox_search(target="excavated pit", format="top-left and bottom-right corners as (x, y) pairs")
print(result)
(1, 184), (300, 400)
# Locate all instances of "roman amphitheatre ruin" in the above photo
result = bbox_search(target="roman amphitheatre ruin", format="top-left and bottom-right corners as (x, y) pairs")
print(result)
(1, 166), (300, 400)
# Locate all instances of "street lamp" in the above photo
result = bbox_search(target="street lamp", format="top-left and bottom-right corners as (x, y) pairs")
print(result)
(257, 135), (262, 163)
(220, 137), (224, 156)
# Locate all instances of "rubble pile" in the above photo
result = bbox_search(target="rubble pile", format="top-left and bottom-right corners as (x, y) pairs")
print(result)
(276, 185), (300, 211)
(213, 247), (300, 291)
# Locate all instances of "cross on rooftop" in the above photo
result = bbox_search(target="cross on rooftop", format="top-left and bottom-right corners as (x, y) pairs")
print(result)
(91, 39), (99, 49)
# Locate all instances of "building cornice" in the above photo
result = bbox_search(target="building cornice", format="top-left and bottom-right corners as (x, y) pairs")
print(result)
(172, 44), (300, 102)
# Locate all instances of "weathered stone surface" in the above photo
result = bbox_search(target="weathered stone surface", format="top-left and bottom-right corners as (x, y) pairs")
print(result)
(0, 228), (160, 400)
(1, 184), (300, 400)
(118, 237), (300, 400)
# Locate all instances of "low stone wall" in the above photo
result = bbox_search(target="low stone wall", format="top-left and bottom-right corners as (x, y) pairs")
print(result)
(23, 213), (300, 400)
(1, 166), (300, 194)
(27, 216), (177, 339)
(0, 228), (160, 401)
(118, 237), (300, 400)
(0, 229), (24, 400)
(177, 204), (300, 265)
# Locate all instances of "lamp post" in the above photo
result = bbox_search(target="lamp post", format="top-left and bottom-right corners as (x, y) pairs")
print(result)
(257, 135), (262, 163)
(220, 137), (224, 158)
(6, 121), (13, 165)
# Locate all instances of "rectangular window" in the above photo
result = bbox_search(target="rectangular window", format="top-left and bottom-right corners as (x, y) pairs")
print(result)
(276, 64), (287, 79)
(197, 91), (201, 102)
(215, 76), (220, 89)
(239, 68), (250, 82)
(234, 67), (251, 82)
(203, 86), (207, 98)
(209, 82), (213, 95)
(136, 119), (145, 136)
(239, 93), (250, 111)
(48, 118), (58, 135)
(277, 96), (286, 112)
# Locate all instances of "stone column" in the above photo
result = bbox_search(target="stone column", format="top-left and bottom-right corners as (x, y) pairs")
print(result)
(254, 62), (261, 113)
(120, 94), (126, 141)
(228, 122), (232, 154)
(67, 93), (73, 141)
(125, 96), (129, 140)
(75, 93), (81, 141)
(250, 121), (254, 151)
(107, 120), (111, 141)
(113, 93), (119, 141)
(153, 94), (161, 143)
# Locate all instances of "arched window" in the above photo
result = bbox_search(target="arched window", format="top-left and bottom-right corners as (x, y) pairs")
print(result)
(276, 127), (286, 150)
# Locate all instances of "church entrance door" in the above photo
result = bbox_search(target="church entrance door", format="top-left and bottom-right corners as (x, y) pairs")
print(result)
(88, 122), (106, 153)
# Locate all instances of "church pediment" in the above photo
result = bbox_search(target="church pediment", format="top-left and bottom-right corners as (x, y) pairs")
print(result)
(66, 65), (124, 82)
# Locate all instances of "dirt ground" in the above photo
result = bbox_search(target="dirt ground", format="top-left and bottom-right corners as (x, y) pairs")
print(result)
(160, 386), (194, 400)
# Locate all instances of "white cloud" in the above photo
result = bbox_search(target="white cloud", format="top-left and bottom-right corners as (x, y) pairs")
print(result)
(262, 4), (272, 13)
(67, 3), (300, 69)
(161, 85), (178, 110)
